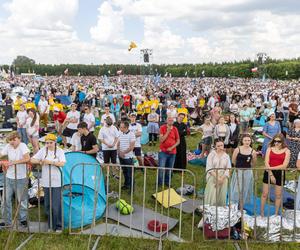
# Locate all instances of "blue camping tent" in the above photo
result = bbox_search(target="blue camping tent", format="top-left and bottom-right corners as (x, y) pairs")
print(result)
(63, 152), (106, 229)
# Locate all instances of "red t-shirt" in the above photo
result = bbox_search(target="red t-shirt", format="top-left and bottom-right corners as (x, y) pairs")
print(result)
(123, 95), (131, 107)
(159, 125), (179, 154)
(53, 111), (67, 124)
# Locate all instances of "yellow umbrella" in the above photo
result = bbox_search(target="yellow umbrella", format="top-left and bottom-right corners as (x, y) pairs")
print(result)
(128, 41), (137, 51)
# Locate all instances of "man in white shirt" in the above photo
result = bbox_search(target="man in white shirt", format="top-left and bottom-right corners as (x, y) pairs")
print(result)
(38, 94), (49, 129)
(117, 121), (135, 191)
(62, 103), (80, 147)
(129, 113), (143, 166)
(101, 106), (116, 126)
(0, 131), (30, 227)
(98, 117), (119, 164)
(83, 106), (95, 132)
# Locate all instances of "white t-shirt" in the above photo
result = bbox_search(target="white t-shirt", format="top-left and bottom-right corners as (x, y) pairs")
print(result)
(38, 99), (49, 113)
(129, 123), (142, 148)
(66, 110), (80, 130)
(101, 113), (116, 125)
(1, 143), (30, 179)
(32, 147), (66, 187)
(16, 110), (28, 128)
(26, 115), (40, 137)
(83, 113), (95, 132)
(70, 132), (81, 151)
(98, 125), (119, 151)
(119, 131), (136, 159)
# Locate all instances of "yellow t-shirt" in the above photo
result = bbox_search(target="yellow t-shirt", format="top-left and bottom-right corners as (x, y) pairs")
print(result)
(49, 98), (55, 111)
(144, 101), (152, 114)
(13, 99), (23, 111)
(151, 99), (159, 110)
(54, 103), (64, 111)
(199, 99), (205, 108)
(136, 103), (144, 115)
(177, 107), (188, 123)
(25, 102), (36, 110)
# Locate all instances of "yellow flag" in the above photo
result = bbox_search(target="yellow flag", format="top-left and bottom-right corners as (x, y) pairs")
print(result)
(128, 41), (137, 51)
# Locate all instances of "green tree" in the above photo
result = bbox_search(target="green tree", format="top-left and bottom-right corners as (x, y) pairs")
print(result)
(12, 55), (35, 66)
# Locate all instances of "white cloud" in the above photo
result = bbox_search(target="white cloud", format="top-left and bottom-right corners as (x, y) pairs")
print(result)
(90, 1), (127, 46)
(0, 0), (299, 64)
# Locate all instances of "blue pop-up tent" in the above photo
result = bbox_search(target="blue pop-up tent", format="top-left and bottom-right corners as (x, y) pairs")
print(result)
(62, 152), (106, 229)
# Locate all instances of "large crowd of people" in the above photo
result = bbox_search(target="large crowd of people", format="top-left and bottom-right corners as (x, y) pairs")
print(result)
(1, 74), (300, 231)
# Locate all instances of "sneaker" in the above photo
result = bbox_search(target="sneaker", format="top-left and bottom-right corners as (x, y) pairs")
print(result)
(55, 229), (62, 233)
(20, 221), (28, 227)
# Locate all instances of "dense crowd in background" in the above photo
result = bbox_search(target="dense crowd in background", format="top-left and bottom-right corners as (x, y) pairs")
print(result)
(1, 75), (300, 231)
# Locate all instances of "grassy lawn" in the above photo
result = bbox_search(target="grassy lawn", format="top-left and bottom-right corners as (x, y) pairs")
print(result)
(0, 131), (298, 249)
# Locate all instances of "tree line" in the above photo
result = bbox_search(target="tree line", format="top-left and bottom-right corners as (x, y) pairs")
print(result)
(1, 55), (300, 80)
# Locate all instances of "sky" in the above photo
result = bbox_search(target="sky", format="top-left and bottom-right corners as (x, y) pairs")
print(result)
(0, 0), (299, 65)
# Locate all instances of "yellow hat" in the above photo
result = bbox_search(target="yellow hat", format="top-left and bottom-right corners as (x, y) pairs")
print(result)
(45, 134), (57, 142)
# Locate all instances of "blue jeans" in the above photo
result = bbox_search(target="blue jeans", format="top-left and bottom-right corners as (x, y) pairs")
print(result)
(158, 152), (176, 186)
(119, 158), (134, 189)
(17, 128), (28, 145)
(2, 178), (28, 224)
(44, 187), (62, 230)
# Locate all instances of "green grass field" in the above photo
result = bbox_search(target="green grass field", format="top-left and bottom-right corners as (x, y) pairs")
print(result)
(0, 132), (298, 250)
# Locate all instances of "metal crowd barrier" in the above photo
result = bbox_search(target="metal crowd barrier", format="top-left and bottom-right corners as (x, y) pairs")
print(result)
(0, 161), (197, 249)
(1, 162), (63, 250)
(202, 167), (300, 243)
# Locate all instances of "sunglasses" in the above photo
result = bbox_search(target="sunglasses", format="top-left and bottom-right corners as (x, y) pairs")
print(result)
(274, 140), (282, 143)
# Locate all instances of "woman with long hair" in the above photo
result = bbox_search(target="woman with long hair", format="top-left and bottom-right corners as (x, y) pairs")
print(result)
(204, 139), (231, 206)
(26, 108), (40, 154)
(261, 133), (290, 216)
(16, 104), (28, 144)
(214, 116), (230, 148)
(230, 134), (257, 205)
(227, 114), (240, 154)
(110, 97), (120, 122)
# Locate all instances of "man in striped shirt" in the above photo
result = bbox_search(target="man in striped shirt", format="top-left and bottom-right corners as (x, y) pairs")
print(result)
(117, 121), (136, 191)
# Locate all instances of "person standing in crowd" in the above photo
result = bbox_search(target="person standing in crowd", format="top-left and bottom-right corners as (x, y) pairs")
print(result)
(123, 93), (131, 113)
(239, 104), (251, 134)
(117, 121), (136, 191)
(77, 122), (99, 158)
(282, 96), (290, 128)
(156, 103), (167, 125)
(261, 113), (281, 157)
(147, 107), (160, 146)
(0, 131), (30, 227)
(295, 152), (300, 210)
(158, 116), (180, 186)
(98, 117), (119, 166)
(227, 114), (240, 154)
(204, 139), (231, 206)
(214, 116), (230, 147)
(199, 117), (214, 158)
(110, 97), (120, 122)
(26, 108), (40, 154)
(248, 102), (256, 128)
(83, 106), (96, 132)
(286, 119), (300, 168)
(230, 134), (257, 205)
(53, 107), (67, 137)
(166, 103), (177, 121)
(174, 113), (187, 169)
(13, 95), (23, 115)
(261, 134), (290, 217)
(16, 104), (28, 144)
(288, 98), (298, 127)
(101, 105), (116, 126)
(31, 134), (65, 232)
(61, 103), (80, 148)
(129, 113), (143, 166)
(38, 94), (49, 130)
